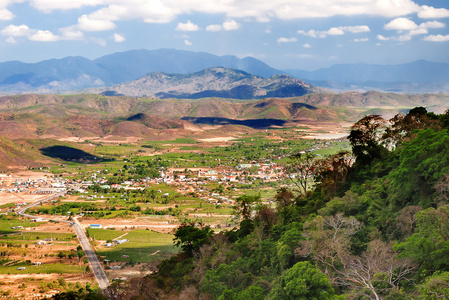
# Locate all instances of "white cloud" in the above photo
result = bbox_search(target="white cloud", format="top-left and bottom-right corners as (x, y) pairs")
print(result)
(113, 33), (125, 42)
(277, 37), (297, 43)
(0, 0), (23, 21)
(382, 18), (445, 42)
(424, 34), (449, 42)
(418, 5), (449, 19)
(341, 25), (370, 33)
(5, 36), (16, 43)
(29, 0), (103, 13)
(298, 25), (370, 38)
(409, 28), (427, 36)
(384, 18), (417, 30)
(78, 14), (116, 31)
(176, 20), (199, 31)
(0, 8), (15, 20)
(206, 20), (240, 32)
(206, 24), (222, 32)
(223, 20), (240, 31)
(184, 39), (192, 46)
(59, 26), (84, 40)
(302, 43), (311, 48)
(377, 34), (389, 41)
(28, 30), (59, 41)
(1, 24), (30, 36)
(420, 21), (445, 29)
(353, 38), (369, 42)
(326, 27), (344, 35)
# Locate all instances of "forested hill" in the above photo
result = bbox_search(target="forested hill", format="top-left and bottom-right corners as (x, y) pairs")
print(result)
(60, 109), (449, 299)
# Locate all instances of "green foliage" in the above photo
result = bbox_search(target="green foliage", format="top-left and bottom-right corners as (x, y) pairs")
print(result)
(268, 261), (335, 300)
(173, 222), (214, 256)
(395, 205), (449, 272)
(419, 271), (449, 299)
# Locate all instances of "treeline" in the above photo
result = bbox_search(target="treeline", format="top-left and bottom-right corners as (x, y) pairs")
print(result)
(74, 108), (449, 299)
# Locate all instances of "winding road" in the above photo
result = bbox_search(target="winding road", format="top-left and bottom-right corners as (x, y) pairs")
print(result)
(17, 193), (110, 289)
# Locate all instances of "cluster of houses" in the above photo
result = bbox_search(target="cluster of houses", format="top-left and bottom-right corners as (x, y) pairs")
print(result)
(0, 175), (68, 194)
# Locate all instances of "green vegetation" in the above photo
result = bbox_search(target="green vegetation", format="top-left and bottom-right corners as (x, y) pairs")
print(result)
(103, 107), (449, 300)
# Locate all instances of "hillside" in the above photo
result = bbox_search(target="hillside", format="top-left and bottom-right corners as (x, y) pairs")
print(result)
(88, 67), (316, 99)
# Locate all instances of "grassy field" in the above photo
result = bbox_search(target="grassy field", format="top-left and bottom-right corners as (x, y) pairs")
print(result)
(86, 228), (126, 241)
(0, 218), (42, 234)
(97, 230), (178, 263)
(0, 232), (75, 241)
(0, 263), (85, 274)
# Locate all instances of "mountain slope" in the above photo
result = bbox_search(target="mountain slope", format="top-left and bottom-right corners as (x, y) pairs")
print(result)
(92, 67), (315, 99)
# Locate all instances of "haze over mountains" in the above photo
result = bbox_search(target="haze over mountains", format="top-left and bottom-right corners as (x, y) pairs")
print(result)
(0, 48), (447, 95)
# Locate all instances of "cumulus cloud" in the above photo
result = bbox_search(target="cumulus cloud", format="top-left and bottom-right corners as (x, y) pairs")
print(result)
(184, 39), (192, 46)
(384, 18), (418, 30)
(176, 20), (199, 31)
(0, 8), (15, 20)
(418, 5), (449, 19)
(28, 30), (58, 41)
(223, 20), (240, 31)
(298, 25), (370, 38)
(382, 18), (446, 41)
(113, 33), (125, 42)
(206, 20), (240, 32)
(420, 21), (445, 29)
(1, 24), (63, 42)
(78, 14), (116, 31)
(353, 38), (369, 42)
(302, 43), (311, 48)
(277, 37), (297, 43)
(0, 0), (23, 21)
(1, 24), (30, 36)
(206, 24), (222, 32)
(59, 26), (84, 40)
(424, 34), (449, 42)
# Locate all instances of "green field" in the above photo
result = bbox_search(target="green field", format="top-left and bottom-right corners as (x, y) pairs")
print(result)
(97, 230), (178, 263)
(0, 263), (85, 274)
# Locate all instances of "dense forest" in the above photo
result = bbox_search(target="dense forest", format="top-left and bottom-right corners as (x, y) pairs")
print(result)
(57, 107), (449, 300)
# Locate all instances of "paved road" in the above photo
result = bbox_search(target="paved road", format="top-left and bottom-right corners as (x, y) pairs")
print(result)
(17, 193), (110, 289)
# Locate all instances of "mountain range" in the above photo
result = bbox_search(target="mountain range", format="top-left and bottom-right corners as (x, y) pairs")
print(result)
(287, 60), (449, 93)
(89, 67), (316, 99)
(0, 49), (447, 95)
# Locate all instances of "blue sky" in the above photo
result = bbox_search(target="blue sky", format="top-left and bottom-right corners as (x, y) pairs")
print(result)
(0, 0), (448, 70)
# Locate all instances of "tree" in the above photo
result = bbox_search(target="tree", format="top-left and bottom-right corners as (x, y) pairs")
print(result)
(348, 115), (388, 165)
(173, 222), (214, 256)
(234, 194), (261, 220)
(419, 271), (449, 300)
(284, 152), (316, 195)
(395, 204), (449, 272)
(315, 151), (354, 196)
(298, 214), (416, 300)
(384, 107), (439, 148)
(268, 261), (336, 300)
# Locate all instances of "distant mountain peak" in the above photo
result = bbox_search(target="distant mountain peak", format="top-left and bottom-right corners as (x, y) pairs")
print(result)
(89, 66), (315, 99)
